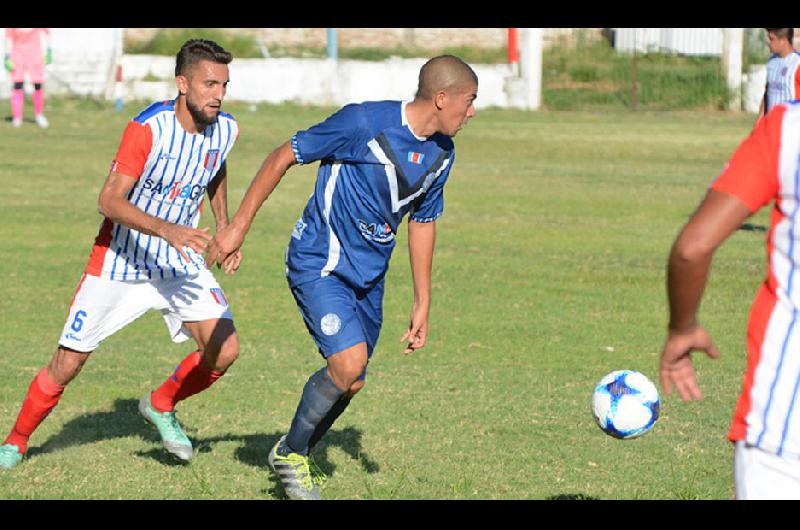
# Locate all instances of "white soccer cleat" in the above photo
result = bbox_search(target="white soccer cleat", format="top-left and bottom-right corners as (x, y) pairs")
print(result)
(35, 114), (49, 129)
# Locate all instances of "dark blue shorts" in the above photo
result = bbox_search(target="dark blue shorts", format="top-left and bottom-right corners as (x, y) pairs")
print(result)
(290, 275), (384, 375)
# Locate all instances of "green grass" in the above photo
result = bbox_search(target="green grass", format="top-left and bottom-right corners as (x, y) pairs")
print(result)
(544, 38), (732, 110)
(0, 98), (761, 499)
(126, 28), (264, 58)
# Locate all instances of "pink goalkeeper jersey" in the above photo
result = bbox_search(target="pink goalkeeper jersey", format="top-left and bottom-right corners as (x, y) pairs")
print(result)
(6, 28), (48, 61)
(85, 100), (239, 281)
(713, 101), (800, 458)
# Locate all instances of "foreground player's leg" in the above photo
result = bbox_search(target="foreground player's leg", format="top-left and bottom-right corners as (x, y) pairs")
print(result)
(1, 348), (89, 469)
(270, 343), (366, 499)
(140, 318), (238, 461)
(307, 378), (364, 452)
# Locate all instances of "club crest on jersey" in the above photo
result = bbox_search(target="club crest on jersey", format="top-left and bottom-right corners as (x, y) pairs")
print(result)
(204, 149), (220, 170)
(210, 288), (228, 306)
(408, 151), (425, 164)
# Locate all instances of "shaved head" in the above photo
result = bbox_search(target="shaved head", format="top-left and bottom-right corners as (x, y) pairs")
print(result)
(415, 55), (478, 100)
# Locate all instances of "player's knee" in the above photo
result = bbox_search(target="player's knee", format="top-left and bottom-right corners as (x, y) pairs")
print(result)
(211, 334), (239, 372)
(347, 378), (366, 397)
(329, 358), (367, 390)
(48, 347), (90, 385)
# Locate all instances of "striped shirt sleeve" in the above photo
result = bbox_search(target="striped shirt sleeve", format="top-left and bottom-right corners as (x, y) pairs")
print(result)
(111, 121), (153, 179)
(711, 105), (782, 213)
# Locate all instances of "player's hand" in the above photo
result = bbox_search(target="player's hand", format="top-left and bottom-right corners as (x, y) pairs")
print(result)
(659, 324), (720, 402)
(400, 303), (429, 355)
(220, 249), (242, 275)
(45, 48), (52, 65)
(205, 222), (246, 267)
(4, 54), (13, 73)
(161, 224), (213, 263)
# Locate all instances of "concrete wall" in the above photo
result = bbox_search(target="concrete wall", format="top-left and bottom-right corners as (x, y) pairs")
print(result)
(120, 54), (515, 108)
(123, 28), (603, 51)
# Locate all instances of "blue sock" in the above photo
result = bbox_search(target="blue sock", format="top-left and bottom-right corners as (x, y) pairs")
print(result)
(281, 367), (345, 456)
(308, 394), (352, 451)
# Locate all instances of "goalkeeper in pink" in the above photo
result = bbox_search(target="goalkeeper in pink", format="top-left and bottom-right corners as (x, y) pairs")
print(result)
(5, 28), (51, 129)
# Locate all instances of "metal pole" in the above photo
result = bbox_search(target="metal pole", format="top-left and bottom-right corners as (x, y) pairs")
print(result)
(631, 29), (638, 111)
(326, 28), (338, 61)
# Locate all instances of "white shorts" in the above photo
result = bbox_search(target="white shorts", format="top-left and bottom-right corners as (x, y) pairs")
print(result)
(59, 268), (233, 353)
(734, 440), (800, 499)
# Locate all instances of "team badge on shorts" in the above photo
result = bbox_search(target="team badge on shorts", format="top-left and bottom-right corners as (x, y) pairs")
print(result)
(210, 288), (228, 306)
(320, 313), (342, 336)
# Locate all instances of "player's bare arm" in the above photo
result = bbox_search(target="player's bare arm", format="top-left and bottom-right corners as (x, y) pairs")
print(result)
(206, 161), (242, 274)
(98, 170), (212, 262)
(206, 141), (296, 265)
(661, 189), (751, 401)
(402, 219), (436, 354)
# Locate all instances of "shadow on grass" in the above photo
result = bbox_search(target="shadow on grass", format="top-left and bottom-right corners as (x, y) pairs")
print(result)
(28, 397), (379, 489)
(196, 426), (381, 499)
(546, 493), (601, 500)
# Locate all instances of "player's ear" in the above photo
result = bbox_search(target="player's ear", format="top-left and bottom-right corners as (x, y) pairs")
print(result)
(434, 90), (447, 110)
(175, 75), (189, 96)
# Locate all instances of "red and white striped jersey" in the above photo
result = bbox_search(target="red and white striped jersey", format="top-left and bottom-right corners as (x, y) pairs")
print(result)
(713, 101), (800, 458)
(86, 100), (239, 280)
(765, 52), (800, 113)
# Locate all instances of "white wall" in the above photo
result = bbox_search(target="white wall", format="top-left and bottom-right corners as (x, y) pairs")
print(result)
(743, 64), (766, 113)
(119, 55), (516, 109)
(613, 28), (723, 56)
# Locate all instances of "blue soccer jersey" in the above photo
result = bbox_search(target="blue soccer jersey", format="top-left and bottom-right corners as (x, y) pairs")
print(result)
(286, 100), (455, 291)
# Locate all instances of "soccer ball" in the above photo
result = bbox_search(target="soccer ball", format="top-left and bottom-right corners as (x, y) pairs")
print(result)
(591, 370), (660, 439)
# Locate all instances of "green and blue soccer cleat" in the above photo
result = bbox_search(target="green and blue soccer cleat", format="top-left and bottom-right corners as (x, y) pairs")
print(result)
(138, 394), (194, 461)
(0, 444), (23, 470)
(268, 435), (323, 500)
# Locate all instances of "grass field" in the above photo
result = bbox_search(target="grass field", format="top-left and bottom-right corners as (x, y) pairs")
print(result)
(0, 98), (765, 499)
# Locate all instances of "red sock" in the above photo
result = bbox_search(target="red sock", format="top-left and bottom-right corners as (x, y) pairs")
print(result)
(149, 351), (225, 413)
(4, 368), (65, 453)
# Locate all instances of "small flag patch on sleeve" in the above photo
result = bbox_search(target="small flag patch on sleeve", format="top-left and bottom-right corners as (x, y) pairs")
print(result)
(408, 151), (424, 164)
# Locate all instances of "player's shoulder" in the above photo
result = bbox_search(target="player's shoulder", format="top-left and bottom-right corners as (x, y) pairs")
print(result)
(132, 99), (175, 124)
(345, 99), (399, 125)
(218, 110), (237, 123)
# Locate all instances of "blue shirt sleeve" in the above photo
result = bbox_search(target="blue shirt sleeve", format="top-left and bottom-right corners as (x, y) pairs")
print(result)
(410, 151), (455, 223)
(292, 103), (366, 164)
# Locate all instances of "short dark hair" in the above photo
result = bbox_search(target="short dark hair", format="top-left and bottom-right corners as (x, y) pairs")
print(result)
(415, 55), (478, 100)
(175, 39), (233, 77)
(766, 28), (794, 42)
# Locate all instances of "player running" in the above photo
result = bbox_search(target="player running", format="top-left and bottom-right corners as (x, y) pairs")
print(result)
(206, 55), (478, 499)
(661, 100), (800, 498)
(0, 39), (242, 470)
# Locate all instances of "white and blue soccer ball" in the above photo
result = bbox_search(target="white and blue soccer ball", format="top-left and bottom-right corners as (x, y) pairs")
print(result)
(591, 370), (660, 440)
